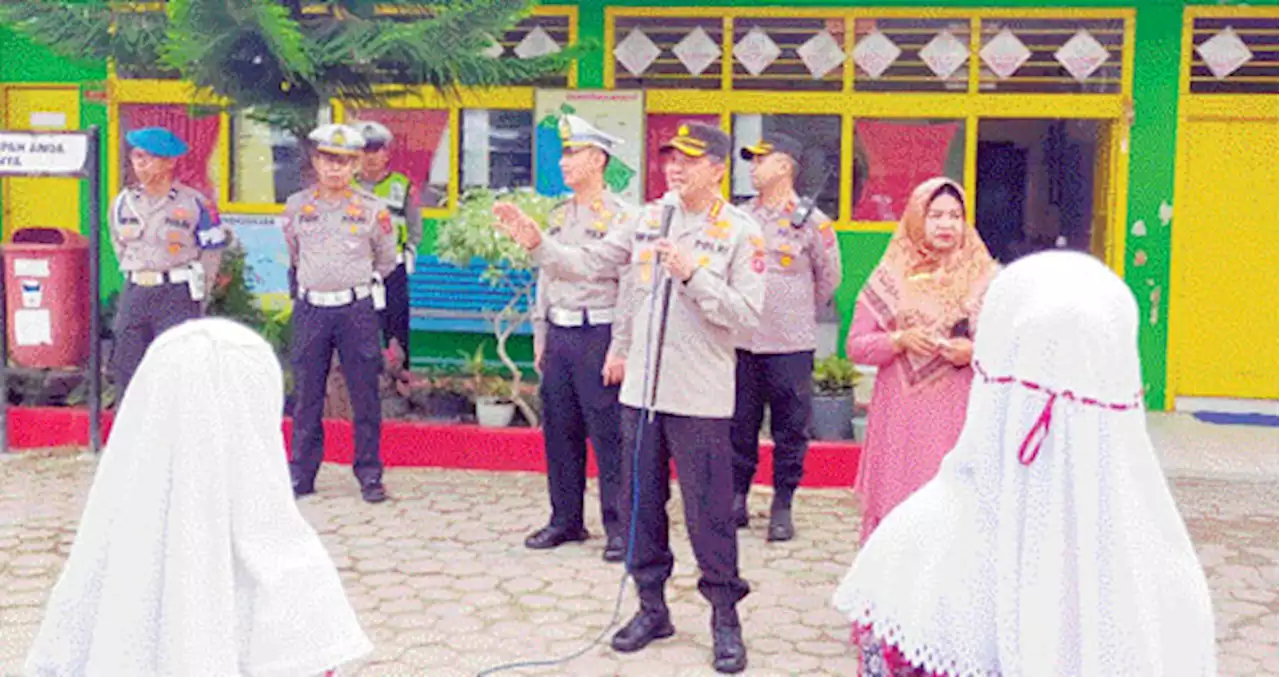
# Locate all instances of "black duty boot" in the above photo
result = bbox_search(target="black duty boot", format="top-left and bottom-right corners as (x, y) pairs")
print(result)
(524, 525), (589, 550)
(602, 532), (626, 563)
(732, 493), (748, 529)
(711, 606), (747, 673)
(611, 590), (674, 653)
(360, 481), (388, 504)
(767, 492), (794, 542)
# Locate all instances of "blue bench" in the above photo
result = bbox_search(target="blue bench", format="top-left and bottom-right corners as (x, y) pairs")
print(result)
(408, 255), (536, 336)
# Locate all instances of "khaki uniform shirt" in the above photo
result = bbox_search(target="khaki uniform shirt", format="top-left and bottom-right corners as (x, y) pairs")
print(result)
(535, 197), (766, 419)
(738, 198), (843, 354)
(282, 187), (398, 293)
(110, 182), (227, 288)
(532, 192), (634, 355)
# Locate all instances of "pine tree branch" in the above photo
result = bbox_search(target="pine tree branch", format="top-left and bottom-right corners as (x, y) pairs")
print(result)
(0, 1), (165, 71)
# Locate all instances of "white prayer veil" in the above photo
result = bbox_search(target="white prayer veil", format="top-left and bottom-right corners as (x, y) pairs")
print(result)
(833, 251), (1216, 677)
(25, 318), (372, 677)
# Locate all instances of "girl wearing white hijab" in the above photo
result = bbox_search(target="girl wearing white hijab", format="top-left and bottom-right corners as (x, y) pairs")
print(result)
(832, 251), (1216, 677)
(26, 318), (373, 677)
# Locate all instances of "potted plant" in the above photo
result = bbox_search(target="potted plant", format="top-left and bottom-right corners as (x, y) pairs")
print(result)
(476, 376), (517, 428)
(436, 187), (562, 427)
(457, 342), (517, 428)
(811, 355), (860, 441)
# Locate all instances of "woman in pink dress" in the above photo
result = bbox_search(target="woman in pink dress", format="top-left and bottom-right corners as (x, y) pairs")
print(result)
(845, 177), (997, 544)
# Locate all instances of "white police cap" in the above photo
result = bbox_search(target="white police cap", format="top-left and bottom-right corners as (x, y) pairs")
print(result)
(353, 120), (393, 147)
(558, 114), (622, 154)
(307, 123), (366, 156)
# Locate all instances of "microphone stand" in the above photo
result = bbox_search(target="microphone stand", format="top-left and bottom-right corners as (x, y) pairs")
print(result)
(645, 202), (677, 422)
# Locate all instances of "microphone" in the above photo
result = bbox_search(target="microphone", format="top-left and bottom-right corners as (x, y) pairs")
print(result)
(650, 191), (678, 294)
(657, 190), (678, 237)
(646, 191), (680, 416)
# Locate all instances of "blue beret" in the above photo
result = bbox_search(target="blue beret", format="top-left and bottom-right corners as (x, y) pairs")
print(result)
(125, 127), (189, 158)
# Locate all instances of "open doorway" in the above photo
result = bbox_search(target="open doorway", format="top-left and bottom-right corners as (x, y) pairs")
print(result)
(975, 119), (1112, 264)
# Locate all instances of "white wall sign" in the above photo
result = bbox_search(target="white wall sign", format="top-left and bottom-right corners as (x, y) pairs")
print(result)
(13, 259), (51, 278)
(29, 112), (68, 130)
(0, 131), (89, 176)
(14, 309), (53, 346)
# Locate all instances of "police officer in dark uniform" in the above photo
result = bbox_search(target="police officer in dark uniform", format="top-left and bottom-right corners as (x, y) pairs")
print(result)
(494, 122), (764, 674)
(524, 115), (631, 563)
(352, 120), (421, 367)
(110, 126), (227, 400)
(284, 124), (398, 503)
(732, 132), (843, 541)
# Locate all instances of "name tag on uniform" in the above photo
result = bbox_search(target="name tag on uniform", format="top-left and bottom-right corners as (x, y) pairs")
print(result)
(164, 217), (188, 228)
(694, 240), (729, 255)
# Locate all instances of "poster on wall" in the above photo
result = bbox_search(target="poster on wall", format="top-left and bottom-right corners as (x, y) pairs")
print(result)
(222, 214), (292, 311)
(533, 89), (645, 204)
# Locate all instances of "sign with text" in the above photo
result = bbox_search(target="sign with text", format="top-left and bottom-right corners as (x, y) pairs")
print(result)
(221, 213), (292, 311)
(0, 131), (90, 177)
(533, 90), (645, 204)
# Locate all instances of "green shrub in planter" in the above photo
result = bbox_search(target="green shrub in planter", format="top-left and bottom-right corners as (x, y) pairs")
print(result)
(812, 355), (860, 441)
(437, 187), (561, 427)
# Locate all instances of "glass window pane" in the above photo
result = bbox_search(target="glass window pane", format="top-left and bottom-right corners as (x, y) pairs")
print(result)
(119, 104), (221, 200)
(348, 108), (451, 208)
(731, 114), (841, 218)
(459, 109), (533, 190)
(852, 118), (966, 222)
(644, 113), (720, 202)
(229, 113), (305, 205)
(976, 119), (1103, 264)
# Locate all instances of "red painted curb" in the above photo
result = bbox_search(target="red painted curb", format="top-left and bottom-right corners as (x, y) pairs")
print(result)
(5, 406), (860, 488)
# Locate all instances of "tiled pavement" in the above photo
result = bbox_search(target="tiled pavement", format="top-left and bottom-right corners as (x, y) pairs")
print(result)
(0, 414), (1275, 676)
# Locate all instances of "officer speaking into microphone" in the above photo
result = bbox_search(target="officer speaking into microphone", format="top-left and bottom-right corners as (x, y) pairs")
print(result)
(284, 124), (398, 504)
(732, 132), (843, 541)
(523, 115), (631, 562)
(352, 120), (421, 368)
(494, 122), (764, 674)
(110, 126), (227, 400)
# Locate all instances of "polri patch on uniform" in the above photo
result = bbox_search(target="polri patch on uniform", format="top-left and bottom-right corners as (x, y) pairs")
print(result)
(378, 209), (393, 234)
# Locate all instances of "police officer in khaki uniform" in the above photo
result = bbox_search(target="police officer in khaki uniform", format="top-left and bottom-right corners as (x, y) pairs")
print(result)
(284, 124), (398, 504)
(524, 115), (630, 562)
(495, 122), (764, 674)
(732, 132), (843, 541)
(352, 120), (421, 367)
(110, 126), (227, 400)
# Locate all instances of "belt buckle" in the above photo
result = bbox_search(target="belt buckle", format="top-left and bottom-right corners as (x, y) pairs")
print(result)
(134, 271), (163, 287)
(552, 308), (583, 327)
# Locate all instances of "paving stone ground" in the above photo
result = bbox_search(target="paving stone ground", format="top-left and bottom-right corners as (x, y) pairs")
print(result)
(0, 415), (1276, 676)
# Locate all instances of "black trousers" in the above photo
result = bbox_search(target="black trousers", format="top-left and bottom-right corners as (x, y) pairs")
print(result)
(730, 350), (814, 497)
(619, 406), (750, 609)
(539, 323), (623, 536)
(112, 281), (202, 401)
(289, 297), (383, 488)
(379, 263), (410, 368)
